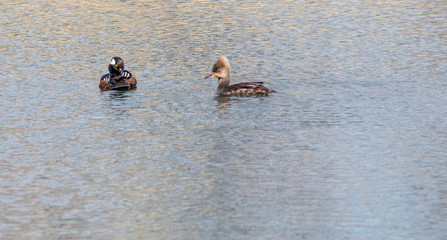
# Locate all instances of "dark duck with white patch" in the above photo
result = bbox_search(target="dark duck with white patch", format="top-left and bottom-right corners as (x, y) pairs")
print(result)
(99, 57), (137, 90)
(204, 56), (275, 97)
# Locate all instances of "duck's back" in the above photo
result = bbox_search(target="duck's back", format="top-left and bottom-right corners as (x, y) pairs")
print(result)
(126, 76), (137, 87)
(224, 82), (275, 96)
(99, 76), (137, 90)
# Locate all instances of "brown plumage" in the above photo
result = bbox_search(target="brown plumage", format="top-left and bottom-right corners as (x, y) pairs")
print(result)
(99, 76), (137, 90)
(204, 56), (275, 96)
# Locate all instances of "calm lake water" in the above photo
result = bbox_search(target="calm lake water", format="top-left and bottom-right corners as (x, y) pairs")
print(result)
(1, 0), (447, 239)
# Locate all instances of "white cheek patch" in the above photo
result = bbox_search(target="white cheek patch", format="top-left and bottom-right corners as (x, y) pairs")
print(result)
(110, 58), (116, 65)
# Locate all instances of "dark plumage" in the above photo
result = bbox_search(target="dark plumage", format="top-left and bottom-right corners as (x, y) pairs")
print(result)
(204, 56), (275, 96)
(99, 57), (137, 90)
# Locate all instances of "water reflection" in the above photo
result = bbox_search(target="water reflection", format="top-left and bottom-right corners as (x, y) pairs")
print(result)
(102, 88), (137, 101)
(213, 96), (232, 110)
(1, 0), (447, 239)
(99, 88), (138, 120)
(213, 95), (264, 111)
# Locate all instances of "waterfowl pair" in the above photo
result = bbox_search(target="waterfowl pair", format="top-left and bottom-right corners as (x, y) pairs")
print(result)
(99, 56), (275, 96)
(205, 56), (276, 97)
(99, 57), (136, 90)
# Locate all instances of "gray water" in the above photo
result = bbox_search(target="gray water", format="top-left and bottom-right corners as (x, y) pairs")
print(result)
(1, 0), (447, 239)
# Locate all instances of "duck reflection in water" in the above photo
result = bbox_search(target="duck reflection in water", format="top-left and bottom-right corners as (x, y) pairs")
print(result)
(105, 88), (136, 100)
(214, 95), (232, 110)
(101, 88), (137, 117)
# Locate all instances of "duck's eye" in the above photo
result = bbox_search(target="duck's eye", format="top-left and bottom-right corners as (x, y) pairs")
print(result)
(217, 69), (221, 73)
(115, 64), (118, 68)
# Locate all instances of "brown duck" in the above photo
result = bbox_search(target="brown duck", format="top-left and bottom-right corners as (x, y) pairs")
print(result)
(205, 56), (275, 97)
(99, 57), (137, 90)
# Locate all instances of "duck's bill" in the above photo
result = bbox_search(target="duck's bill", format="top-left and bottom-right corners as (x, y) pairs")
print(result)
(204, 73), (216, 79)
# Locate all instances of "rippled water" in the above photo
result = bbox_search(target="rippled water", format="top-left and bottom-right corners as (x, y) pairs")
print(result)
(1, 0), (447, 239)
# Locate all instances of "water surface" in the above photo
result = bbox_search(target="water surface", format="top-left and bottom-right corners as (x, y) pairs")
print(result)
(1, 0), (447, 239)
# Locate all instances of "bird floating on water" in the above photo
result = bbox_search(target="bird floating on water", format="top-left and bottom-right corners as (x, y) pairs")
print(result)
(99, 57), (137, 90)
(204, 56), (276, 97)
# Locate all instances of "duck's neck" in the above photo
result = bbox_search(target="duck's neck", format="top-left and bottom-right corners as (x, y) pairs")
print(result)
(216, 75), (230, 94)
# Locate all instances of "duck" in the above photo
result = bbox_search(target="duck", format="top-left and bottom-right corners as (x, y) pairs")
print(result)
(204, 56), (276, 97)
(99, 57), (137, 90)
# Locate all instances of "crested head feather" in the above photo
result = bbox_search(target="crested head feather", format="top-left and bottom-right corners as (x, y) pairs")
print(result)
(212, 56), (230, 72)
(108, 56), (125, 74)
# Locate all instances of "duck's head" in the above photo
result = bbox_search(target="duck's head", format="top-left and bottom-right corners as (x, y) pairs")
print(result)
(204, 56), (230, 80)
(108, 56), (125, 75)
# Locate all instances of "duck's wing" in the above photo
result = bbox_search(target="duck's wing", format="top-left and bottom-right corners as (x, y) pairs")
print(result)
(227, 82), (265, 90)
(110, 77), (137, 89)
(225, 82), (276, 96)
(110, 79), (130, 89)
(228, 82), (277, 92)
(99, 74), (137, 90)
